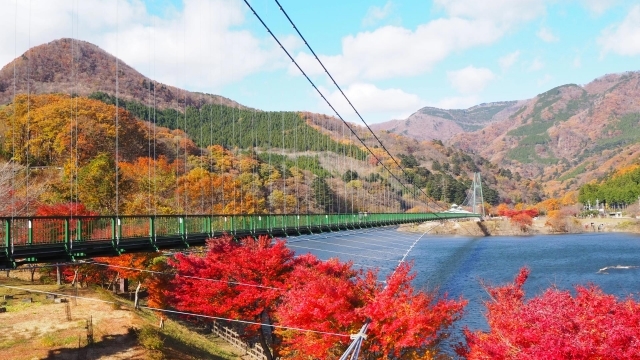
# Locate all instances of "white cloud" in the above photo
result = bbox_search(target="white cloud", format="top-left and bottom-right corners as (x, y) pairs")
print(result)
(598, 5), (640, 56)
(293, 18), (502, 84)
(430, 95), (479, 110)
(537, 74), (553, 86)
(0, 0), (287, 92)
(434, 0), (546, 25)
(581, 0), (618, 15)
(447, 66), (495, 94)
(573, 55), (582, 68)
(499, 50), (520, 69)
(537, 27), (559, 42)
(362, 1), (394, 27)
(292, 0), (550, 86)
(528, 57), (544, 71)
(321, 83), (423, 123)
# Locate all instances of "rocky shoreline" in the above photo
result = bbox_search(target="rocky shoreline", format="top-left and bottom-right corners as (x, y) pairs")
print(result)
(400, 217), (640, 237)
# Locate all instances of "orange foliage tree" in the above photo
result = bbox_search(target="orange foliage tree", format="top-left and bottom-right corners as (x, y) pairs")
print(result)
(511, 212), (533, 232)
(119, 156), (177, 215)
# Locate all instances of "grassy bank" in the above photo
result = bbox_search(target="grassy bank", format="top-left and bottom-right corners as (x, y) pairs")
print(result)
(0, 277), (242, 360)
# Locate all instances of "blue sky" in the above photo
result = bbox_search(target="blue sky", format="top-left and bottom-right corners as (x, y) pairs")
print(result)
(2, 0), (640, 124)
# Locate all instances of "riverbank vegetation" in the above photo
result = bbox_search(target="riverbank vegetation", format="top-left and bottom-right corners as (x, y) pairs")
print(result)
(36, 236), (465, 359)
(459, 267), (640, 358)
(579, 164), (640, 209)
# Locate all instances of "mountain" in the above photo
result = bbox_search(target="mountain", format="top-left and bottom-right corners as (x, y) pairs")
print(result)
(370, 101), (521, 142)
(449, 72), (640, 195)
(0, 38), (543, 205)
(0, 38), (245, 110)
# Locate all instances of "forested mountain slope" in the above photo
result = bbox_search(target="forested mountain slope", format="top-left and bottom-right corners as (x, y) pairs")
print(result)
(450, 72), (640, 196)
(0, 38), (540, 208)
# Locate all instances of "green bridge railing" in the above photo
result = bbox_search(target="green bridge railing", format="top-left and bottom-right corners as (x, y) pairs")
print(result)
(0, 212), (478, 267)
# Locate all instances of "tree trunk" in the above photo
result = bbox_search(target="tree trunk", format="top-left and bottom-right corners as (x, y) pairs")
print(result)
(258, 309), (274, 360)
(56, 265), (61, 285)
(29, 265), (36, 282)
(71, 269), (78, 287)
(134, 282), (142, 309)
(108, 275), (119, 293)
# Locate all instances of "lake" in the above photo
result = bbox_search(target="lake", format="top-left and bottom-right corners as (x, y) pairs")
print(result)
(286, 227), (640, 333)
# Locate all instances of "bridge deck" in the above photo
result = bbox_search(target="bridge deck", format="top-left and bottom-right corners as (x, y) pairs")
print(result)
(0, 212), (478, 267)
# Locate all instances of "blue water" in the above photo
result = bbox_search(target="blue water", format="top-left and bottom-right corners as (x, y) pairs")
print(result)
(286, 228), (640, 333)
(410, 232), (640, 331)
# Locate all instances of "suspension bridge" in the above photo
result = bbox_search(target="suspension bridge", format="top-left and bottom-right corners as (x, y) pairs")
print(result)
(0, 212), (479, 267)
(0, 0), (486, 270)
(0, 2), (494, 358)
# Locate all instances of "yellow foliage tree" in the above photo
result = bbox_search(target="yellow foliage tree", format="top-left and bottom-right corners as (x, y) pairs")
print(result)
(1, 94), (148, 166)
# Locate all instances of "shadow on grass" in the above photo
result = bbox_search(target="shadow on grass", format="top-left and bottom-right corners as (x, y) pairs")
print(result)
(42, 329), (235, 360)
(160, 331), (235, 360)
(43, 332), (138, 360)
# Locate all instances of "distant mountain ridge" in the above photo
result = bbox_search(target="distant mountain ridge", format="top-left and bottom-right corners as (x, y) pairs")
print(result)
(0, 38), (246, 110)
(370, 100), (521, 142)
(452, 72), (640, 195)
(372, 71), (640, 195)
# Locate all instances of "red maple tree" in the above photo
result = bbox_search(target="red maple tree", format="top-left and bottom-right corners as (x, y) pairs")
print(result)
(274, 254), (367, 358)
(35, 202), (97, 217)
(360, 262), (466, 358)
(168, 235), (295, 360)
(164, 237), (466, 359)
(275, 259), (466, 358)
(459, 267), (640, 359)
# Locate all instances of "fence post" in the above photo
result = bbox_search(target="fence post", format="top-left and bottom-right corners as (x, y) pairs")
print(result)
(76, 218), (82, 241)
(27, 219), (33, 245)
(4, 220), (10, 258)
(205, 216), (211, 236)
(64, 218), (70, 248)
(179, 217), (185, 241)
(149, 217), (155, 246)
(110, 218), (116, 241)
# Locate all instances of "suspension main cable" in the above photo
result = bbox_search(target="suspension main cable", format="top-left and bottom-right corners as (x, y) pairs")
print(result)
(147, 19), (153, 215)
(182, 15), (188, 216)
(26, 0), (32, 214)
(11, 0), (17, 219)
(252, 108), (257, 214)
(70, 4), (77, 216)
(115, 0), (119, 217)
(241, 0), (436, 212)
(281, 112), (286, 214)
(295, 115), (299, 214)
(272, 0), (439, 211)
(73, 5), (80, 216)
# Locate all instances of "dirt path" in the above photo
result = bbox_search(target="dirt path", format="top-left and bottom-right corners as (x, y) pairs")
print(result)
(0, 280), (243, 360)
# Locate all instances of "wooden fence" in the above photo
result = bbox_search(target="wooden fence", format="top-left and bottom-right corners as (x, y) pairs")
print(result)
(211, 321), (268, 360)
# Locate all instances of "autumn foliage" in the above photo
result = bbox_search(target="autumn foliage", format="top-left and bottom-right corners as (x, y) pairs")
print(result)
(495, 204), (539, 219)
(35, 202), (97, 217)
(459, 267), (640, 359)
(163, 236), (466, 359)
